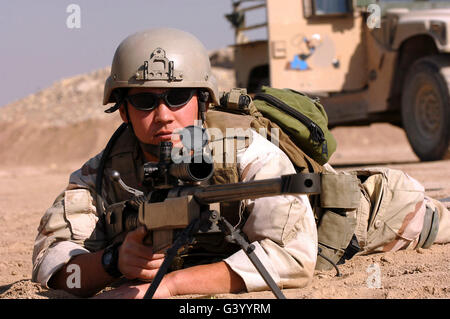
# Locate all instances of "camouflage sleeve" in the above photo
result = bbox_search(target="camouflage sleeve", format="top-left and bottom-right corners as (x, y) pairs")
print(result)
(352, 168), (428, 254)
(223, 131), (318, 292)
(32, 152), (107, 287)
(322, 165), (450, 254)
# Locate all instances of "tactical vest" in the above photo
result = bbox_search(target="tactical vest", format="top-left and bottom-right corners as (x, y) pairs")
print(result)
(100, 120), (250, 270)
(99, 110), (360, 273)
(205, 106), (359, 272)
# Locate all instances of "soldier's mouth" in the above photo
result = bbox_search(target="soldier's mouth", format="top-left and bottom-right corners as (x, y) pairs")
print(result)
(154, 131), (173, 141)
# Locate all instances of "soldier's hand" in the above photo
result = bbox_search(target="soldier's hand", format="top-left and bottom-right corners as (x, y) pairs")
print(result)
(118, 226), (165, 280)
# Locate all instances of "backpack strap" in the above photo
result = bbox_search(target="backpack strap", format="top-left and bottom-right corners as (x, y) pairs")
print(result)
(214, 88), (324, 174)
(417, 205), (440, 249)
(204, 110), (252, 226)
(314, 172), (360, 271)
(249, 116), (323, 173)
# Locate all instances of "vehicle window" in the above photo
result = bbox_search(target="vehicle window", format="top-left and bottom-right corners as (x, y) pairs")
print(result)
(314, 0), (351, 15)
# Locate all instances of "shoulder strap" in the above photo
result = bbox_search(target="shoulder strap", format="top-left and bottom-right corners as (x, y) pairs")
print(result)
(95, 123), (129, 216)
(204, 110), (251, 225)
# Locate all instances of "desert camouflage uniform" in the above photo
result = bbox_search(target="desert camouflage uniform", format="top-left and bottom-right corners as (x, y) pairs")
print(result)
(32, 124), (450, 292)
(323, 165), (450, 255)
(32, 126), (318, 292)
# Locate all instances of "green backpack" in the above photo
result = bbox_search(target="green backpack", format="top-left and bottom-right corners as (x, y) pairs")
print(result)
(218, 86), (337, 165)
(252, 86), (337, 165)
(215, 87), (357, 273)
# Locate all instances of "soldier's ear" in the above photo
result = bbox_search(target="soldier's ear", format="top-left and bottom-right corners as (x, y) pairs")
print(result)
(119, 105), (128, 123)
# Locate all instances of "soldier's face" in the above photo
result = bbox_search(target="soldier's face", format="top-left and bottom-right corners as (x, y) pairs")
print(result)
(119, 87), (199, 147)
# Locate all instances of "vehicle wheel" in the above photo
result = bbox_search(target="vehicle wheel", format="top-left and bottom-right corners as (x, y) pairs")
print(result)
(401, 56), (450, 161)
(247, 65), (269, 93)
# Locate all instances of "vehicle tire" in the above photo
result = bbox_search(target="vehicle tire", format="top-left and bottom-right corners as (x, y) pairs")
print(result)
(401, 56), (450, 161)
(247, 65), (269, 93)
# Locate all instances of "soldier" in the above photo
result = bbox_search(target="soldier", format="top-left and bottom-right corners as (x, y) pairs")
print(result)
(32, 28), (318, 298)
(32, 28), (450, 299)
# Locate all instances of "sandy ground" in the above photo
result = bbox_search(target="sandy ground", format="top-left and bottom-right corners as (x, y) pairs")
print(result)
(0, 119), (449, 300)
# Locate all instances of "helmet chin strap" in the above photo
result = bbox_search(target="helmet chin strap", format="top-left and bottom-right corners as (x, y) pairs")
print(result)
(104, 89), (124, 114)
(198, 90), (209, 122)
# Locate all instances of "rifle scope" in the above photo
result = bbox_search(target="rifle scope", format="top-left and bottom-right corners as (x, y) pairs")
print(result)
(141, 141), (214, 186)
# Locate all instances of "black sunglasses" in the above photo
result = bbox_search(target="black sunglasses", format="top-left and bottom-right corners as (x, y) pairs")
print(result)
(126, 89), (196, 111)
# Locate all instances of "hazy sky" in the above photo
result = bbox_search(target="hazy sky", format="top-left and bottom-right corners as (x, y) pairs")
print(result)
(0, 1), (245, 107)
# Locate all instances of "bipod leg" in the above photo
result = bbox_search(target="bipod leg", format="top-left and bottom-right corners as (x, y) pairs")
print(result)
(143, 218), (199, 299)
(219, 218), (286, 299)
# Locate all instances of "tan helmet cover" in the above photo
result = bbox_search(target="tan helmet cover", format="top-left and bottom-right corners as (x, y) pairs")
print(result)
(103, 28), (219, 105)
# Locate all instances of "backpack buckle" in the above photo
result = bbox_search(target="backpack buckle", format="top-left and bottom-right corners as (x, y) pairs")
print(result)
(219, 88), (251, 111)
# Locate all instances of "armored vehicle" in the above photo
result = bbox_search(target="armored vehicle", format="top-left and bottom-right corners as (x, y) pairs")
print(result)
(226, 0), (450, 161)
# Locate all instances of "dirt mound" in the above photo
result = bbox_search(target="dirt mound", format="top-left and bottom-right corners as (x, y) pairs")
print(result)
(209, 47), (234, 69)
(0, 115), (122, 167)
(0, 69), (109, 127)
(0, 51), (236, 167)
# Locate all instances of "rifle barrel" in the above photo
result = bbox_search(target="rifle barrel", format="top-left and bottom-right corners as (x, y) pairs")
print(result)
(181, 173), (320, 204)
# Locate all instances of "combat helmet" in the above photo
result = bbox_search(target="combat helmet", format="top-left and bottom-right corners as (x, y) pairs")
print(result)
(103, 27), (219, 112)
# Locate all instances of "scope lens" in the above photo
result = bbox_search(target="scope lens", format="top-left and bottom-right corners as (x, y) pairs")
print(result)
(188, 162), (214, 180)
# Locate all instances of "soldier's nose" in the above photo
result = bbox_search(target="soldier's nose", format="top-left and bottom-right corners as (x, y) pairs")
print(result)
(154, 102), (174, 123)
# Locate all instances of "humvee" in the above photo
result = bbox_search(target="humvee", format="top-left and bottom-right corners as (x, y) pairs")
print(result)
(226, 0), (450, 161)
